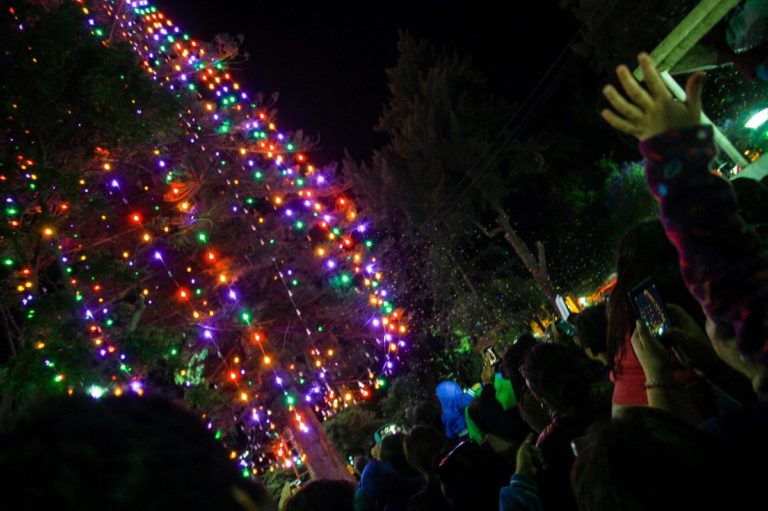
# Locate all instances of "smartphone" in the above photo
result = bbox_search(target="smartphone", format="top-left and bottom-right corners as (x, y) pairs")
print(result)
(484, 345), (501, 367)
(629, 280), (672, 340)
(373, 423), (402, 444)
(555, 319), (576, 338)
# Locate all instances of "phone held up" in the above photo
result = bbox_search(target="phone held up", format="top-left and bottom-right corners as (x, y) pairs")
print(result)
(552, 295), (576, 339)
(629, 279), (672, 342)
(483, 345), (501, 368)
(374, 423), (403, 444)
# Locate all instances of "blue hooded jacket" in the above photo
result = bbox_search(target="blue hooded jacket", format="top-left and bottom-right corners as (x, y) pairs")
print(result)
(436, 380), (474, 439)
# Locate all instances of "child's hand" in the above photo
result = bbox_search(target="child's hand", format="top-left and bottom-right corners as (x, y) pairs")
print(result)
(601, 52), (705, 140)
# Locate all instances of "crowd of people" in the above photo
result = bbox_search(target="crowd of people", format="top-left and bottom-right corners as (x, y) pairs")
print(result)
(283, 53), (768, 511)
(1, 53), (767, 511)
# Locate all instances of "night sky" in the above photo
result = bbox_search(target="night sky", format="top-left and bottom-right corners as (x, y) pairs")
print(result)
(161, 0), (580, 163)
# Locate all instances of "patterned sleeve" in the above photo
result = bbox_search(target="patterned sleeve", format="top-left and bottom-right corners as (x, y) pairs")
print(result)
(639, 125), (768, 365)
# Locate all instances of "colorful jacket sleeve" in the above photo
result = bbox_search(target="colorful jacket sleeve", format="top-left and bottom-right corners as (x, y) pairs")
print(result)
(639, 126), (768, 365)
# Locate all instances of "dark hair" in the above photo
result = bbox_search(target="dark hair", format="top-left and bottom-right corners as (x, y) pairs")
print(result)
(574, 302), (608, 356)
(406, 399), (443, 430)
(379, 432), (410, 473)
(437, 441), (510, 510)
(520, 343), (589, 416)
(503, 332), (538, 397)
(0, 394), (267, 511)
(606, 220), (703, 373)
(285, 479), (355, 511)
(571, 407), (750, 511)
(404, 425), (446, 476)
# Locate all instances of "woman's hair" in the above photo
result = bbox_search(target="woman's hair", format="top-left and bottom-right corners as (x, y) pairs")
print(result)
(571, 407), (749, 511)
(520, 343), (589, 416)
(574, 302), (608, 356)
(606, 220), (702, 373)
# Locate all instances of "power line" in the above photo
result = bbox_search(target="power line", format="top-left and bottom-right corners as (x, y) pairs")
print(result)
(416, 26), (584, 231)
(417, 0), (621, 231)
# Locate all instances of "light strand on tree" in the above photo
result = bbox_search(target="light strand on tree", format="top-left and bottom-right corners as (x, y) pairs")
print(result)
(2, 0), (408, 475)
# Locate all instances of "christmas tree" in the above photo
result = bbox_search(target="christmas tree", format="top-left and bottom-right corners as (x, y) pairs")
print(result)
(1, 0), (408, 479)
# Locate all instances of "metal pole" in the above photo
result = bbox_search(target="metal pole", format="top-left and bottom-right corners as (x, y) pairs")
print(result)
(660, 71), (749, 167)
(631, 0), (748, 167)
(634, 0), (743, 75)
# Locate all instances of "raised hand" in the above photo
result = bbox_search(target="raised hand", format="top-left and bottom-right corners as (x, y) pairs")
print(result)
(601, 52), (705, 140)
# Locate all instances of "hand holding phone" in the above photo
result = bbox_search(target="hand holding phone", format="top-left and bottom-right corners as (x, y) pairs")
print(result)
(629, 280), (672, 341)
(483, 345), (501, 367)
(630, 319), (673, 381)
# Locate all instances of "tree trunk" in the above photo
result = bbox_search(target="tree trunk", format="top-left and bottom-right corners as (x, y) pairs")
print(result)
(494, 205), (559, 312)
(289, 402), (355, 482)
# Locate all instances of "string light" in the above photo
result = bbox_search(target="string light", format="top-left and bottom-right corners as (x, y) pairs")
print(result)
(5, 0), (409, 477)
